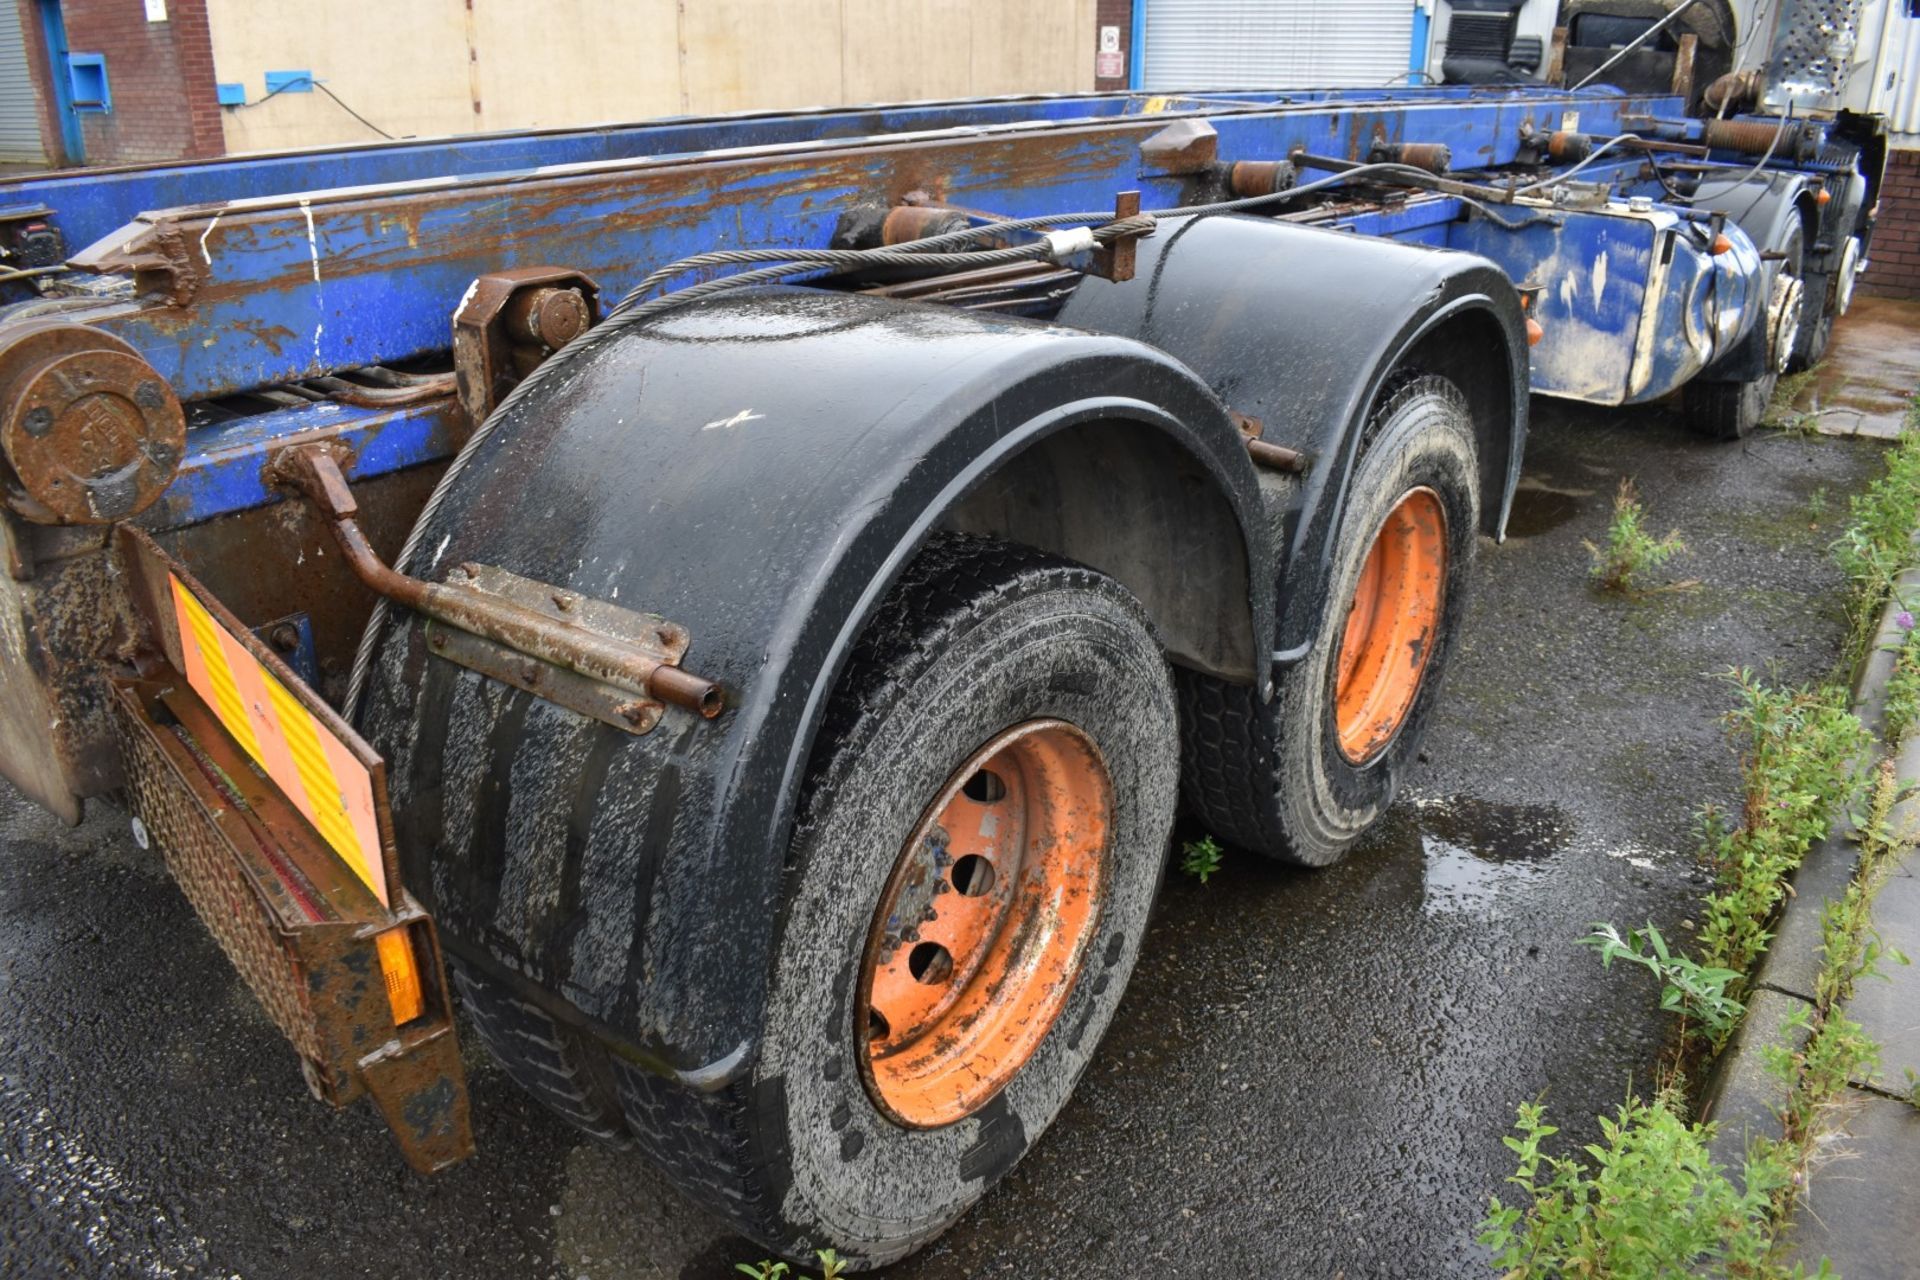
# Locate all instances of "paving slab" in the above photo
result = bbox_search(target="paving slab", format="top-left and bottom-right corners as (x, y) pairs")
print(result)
(1784, 1089), (1920, 1279)
(1847, 851), (1920, 1094)
(1758, 831), (1863, 1004)
(1796, 296), (1920, 439)
(1704, 986), (1813, 1175)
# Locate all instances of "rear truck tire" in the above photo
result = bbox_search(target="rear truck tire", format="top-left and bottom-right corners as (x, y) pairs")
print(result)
(1178, 375), (1480, 867)
(1684, 224), (1805, 441)
(466, 533), (1180, 1268)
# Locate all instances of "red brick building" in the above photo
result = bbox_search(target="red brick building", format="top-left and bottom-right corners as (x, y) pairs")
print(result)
(1862, 150), (1920, 302)
(15, 0), (222, 166)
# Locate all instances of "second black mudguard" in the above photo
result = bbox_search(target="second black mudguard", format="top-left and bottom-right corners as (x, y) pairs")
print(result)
(1058, 213), (1530, 655)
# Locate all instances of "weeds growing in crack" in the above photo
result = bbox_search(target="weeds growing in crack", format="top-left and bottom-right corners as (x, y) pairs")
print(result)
(1694, 673), (1866, 990)
(1587, 477), (1686, 594)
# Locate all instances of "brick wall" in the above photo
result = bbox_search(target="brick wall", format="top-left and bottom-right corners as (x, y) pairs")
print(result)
(1096, 0), (1132, 91)
(1863, 148), (1920, 301)
(57, 0), (222, 165)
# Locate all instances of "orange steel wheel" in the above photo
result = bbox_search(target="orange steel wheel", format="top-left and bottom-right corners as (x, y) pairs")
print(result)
(858, 720), (1112, 1129)
(1333, 487), (1447, 764)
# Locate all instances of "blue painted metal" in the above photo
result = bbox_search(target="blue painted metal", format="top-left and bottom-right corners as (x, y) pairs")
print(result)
(1411, 3), (1432, 76)
(60, 88), (1686, 402)
(65, 53), (108, 113)
(263, 71), (313, 96)
(148, 399), (459, 530)
(216, 83), (246, 107)
(34, 0), (81, 164)
(0, 81), (1858, 530)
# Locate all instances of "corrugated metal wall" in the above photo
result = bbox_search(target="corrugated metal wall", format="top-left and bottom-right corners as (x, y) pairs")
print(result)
(1140, 0), (1414, 88)
(0, 2), (45, 163)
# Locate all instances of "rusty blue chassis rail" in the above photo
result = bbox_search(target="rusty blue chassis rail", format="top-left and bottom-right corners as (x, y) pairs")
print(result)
(0, 84), (1849, 533)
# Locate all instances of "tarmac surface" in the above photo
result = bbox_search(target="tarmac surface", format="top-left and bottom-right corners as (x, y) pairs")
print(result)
(0, 376), (1892, 1278)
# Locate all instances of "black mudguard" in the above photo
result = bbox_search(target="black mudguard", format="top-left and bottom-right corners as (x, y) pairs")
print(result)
(357, 289), (1274, 1078)
(1058, 214), (1529, 655)
(1691, 171), (1818, 384)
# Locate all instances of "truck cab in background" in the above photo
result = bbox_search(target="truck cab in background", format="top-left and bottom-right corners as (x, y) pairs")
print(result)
(1432, 0), (1900, 433)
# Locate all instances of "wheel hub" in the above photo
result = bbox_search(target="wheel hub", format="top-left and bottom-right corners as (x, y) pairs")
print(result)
(1334, 487), (1447, 764)
(1767, 268), (1805, 374)
(1836, 236), (1863, 317)
(858, 719), (1111, 1129)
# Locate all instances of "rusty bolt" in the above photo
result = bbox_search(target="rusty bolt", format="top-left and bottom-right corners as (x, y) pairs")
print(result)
(429, 631), (448, 651)
(268, 623), (301, 652)
(21, 406), (52, 438)
(552, 591), (576, 612)
(133, 381), (166, 411)
(508, 287), (590, 350)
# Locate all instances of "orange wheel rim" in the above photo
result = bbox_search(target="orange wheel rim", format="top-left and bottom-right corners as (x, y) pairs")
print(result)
(858, 720), (1111, 1129)
(1334, 487), (1447, 764)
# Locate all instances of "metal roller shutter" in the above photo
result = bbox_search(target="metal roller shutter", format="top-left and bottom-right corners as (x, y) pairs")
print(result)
(1142, 0), (1416, 89)
(0, 3), (43, 164)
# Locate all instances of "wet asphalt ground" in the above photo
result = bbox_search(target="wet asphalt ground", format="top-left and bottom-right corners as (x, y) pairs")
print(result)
(0, 388), (1891, 1279)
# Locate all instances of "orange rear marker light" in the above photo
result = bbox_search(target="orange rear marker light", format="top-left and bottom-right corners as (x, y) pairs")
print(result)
(376, 928), (425, 1025)
(1711, 233), (1734, 255)
(1816, 188), (1833, 206)
(1526, 316), (1545, 347)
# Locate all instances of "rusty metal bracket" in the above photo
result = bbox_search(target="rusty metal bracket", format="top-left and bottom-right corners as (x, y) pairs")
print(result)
(451, 266), (600, 432)
(1089, 191), (1144, 284)
(270, 442), (721, 728)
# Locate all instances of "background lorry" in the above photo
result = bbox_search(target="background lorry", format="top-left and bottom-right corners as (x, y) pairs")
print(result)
(0, 0), (1892, 1267)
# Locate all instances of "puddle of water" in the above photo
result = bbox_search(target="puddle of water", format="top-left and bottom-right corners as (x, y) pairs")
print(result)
(1503, 484), (1589, 539)
(1406, 793), (1572, 915)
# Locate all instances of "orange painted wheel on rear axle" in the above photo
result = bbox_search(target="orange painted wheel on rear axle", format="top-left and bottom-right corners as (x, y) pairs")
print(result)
(858, 719), (1112, 1129)
(1333, 486), (1448, 765)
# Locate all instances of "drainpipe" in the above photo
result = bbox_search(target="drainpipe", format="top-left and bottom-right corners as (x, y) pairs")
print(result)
(1411, 0), (1435, 81)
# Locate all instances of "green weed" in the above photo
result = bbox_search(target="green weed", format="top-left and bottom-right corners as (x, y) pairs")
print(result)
(736, 1250), (846, 1280)
(1883, 635), (1920, 744)
(1808, 487), (1829, 523)
(1693, 673), (1865, 990)
(1587, 478), (1686, 593)
(1181, 835), (1224, 884)
(1583, 923), (1745, 1045)
(1833, 401), (1920, 672)
(1478, 1092), (1828, 1279)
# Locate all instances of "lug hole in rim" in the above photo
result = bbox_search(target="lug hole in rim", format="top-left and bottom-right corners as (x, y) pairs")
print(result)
(949, 854), (996, 897)
(868, 1007), (891, 1040)
(907, 942), (954, 985)
(961, 769), (1007, 802)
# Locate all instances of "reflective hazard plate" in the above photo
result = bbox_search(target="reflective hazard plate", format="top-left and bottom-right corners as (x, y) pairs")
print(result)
(169, 573), (389, 906)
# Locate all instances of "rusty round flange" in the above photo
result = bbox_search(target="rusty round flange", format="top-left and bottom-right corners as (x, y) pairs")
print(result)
(0, 322), (184, 524)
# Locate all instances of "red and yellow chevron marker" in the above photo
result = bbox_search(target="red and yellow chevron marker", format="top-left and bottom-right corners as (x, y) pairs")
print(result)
(169, 574), (389, 906)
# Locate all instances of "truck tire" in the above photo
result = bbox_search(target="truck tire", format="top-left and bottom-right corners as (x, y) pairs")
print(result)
(464, 534), (1180, 1268)
(1178, 375), (1479, 867)
(1684, 225), (1804, 440)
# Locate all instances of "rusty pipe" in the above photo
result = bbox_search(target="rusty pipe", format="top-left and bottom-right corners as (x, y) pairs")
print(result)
(273, 444), (722, 719)
(1246, 438), (1307, 473)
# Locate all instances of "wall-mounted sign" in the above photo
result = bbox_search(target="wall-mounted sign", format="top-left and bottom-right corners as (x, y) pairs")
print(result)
(1097, 51), (1125, 79)
(145, 0), (167, 21)
(1100, 25), (1121, 54)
